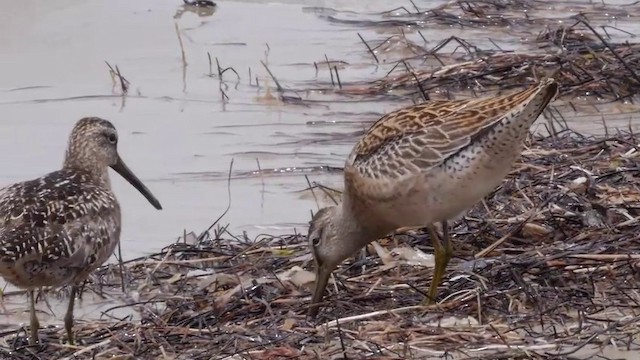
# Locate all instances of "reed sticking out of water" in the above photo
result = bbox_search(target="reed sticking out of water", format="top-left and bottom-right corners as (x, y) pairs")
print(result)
(174, 22), (188, 68)
(324, 54), (335, 86)
(214, 57), (240, 80)
(304, 174), (320, 211)
(197, 158), (234, 242)
(408, 0), (420, 13)
(260, 60), (283, 92)
(174, 22), (188, 93)
(219, 86), (229, 102)
(333, 66), (342, 89)
(256, 158), (265, 209)
(104, 61), (129, 95)
(357, 33), (379, 63)
(205, 56), (240, 102)
(401, 60), (428, 101)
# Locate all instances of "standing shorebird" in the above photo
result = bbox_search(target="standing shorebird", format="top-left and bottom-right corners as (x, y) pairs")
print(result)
(307, 79), (559, 318)
(0, 117), (162, 344)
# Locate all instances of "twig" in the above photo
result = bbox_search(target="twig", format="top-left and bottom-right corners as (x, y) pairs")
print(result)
(357, 33), (379, 63)
(334, 66), (342, 89)
(60, 339), (111, 360)
(318, 305), (424, 328)
(325, 54), (335, 86)
(198, 159), (234, 241)
(260, 60), (283, 92)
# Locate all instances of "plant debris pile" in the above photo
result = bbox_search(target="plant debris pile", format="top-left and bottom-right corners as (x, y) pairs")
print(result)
(3, 131), (639, 359)
(297, 1), (640, 104)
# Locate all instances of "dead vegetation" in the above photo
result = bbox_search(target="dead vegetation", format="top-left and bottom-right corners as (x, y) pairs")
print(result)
(268, 1), (640, 107)
(338, 27), (640, 103)
(2, 129), (639, 360)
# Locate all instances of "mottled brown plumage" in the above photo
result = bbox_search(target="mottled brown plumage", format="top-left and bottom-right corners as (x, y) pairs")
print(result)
(308, 79), (559, 318)
(0, 117), (162, 345)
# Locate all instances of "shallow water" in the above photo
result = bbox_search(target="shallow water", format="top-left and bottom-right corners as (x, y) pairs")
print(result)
(1, 0), (640, 351)
(2, 0), (640, 259)
(0, 0), (375, 256)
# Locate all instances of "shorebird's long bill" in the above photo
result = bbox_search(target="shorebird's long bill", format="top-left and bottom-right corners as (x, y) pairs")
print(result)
(308, 265), (331, 319)
(112, 156), (163, 210)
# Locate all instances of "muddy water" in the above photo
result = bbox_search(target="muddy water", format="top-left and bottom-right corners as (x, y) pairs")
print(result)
(1, 0), (640, 352)
(0, 0), (375, 255)
(2, 0), (640, 258)
(0, 0), (401, 330)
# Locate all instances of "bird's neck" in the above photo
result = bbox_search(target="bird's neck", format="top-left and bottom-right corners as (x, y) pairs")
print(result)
(62, 156), (111, 188)
(334, 199), (394, 252)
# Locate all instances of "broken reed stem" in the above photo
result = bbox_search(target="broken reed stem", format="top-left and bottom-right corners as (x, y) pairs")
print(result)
(104, 61), (129, 95)
(260, 60), (283, 92)
(357, 33), (379, 63)
(175, 22), (188, 68)
(325, 54), (335, 86)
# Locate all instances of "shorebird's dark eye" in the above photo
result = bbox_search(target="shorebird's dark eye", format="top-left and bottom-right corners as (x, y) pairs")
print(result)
(311, 236), (320, 247)
(107, 134), (117, 144)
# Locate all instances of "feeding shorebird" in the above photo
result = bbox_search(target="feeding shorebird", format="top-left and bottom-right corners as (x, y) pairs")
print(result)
(0, 117), (162, 345)
(307, 78), (559, 318)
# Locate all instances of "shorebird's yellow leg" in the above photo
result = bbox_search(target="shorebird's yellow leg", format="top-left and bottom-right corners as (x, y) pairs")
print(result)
(28, 290), (40, 345)
(64, 285), (77, 345)
(421, 221), (453, 305)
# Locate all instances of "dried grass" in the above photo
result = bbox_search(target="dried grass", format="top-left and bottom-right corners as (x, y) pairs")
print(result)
(296, 1), (640, 105)
(1, 130), (638, 359)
